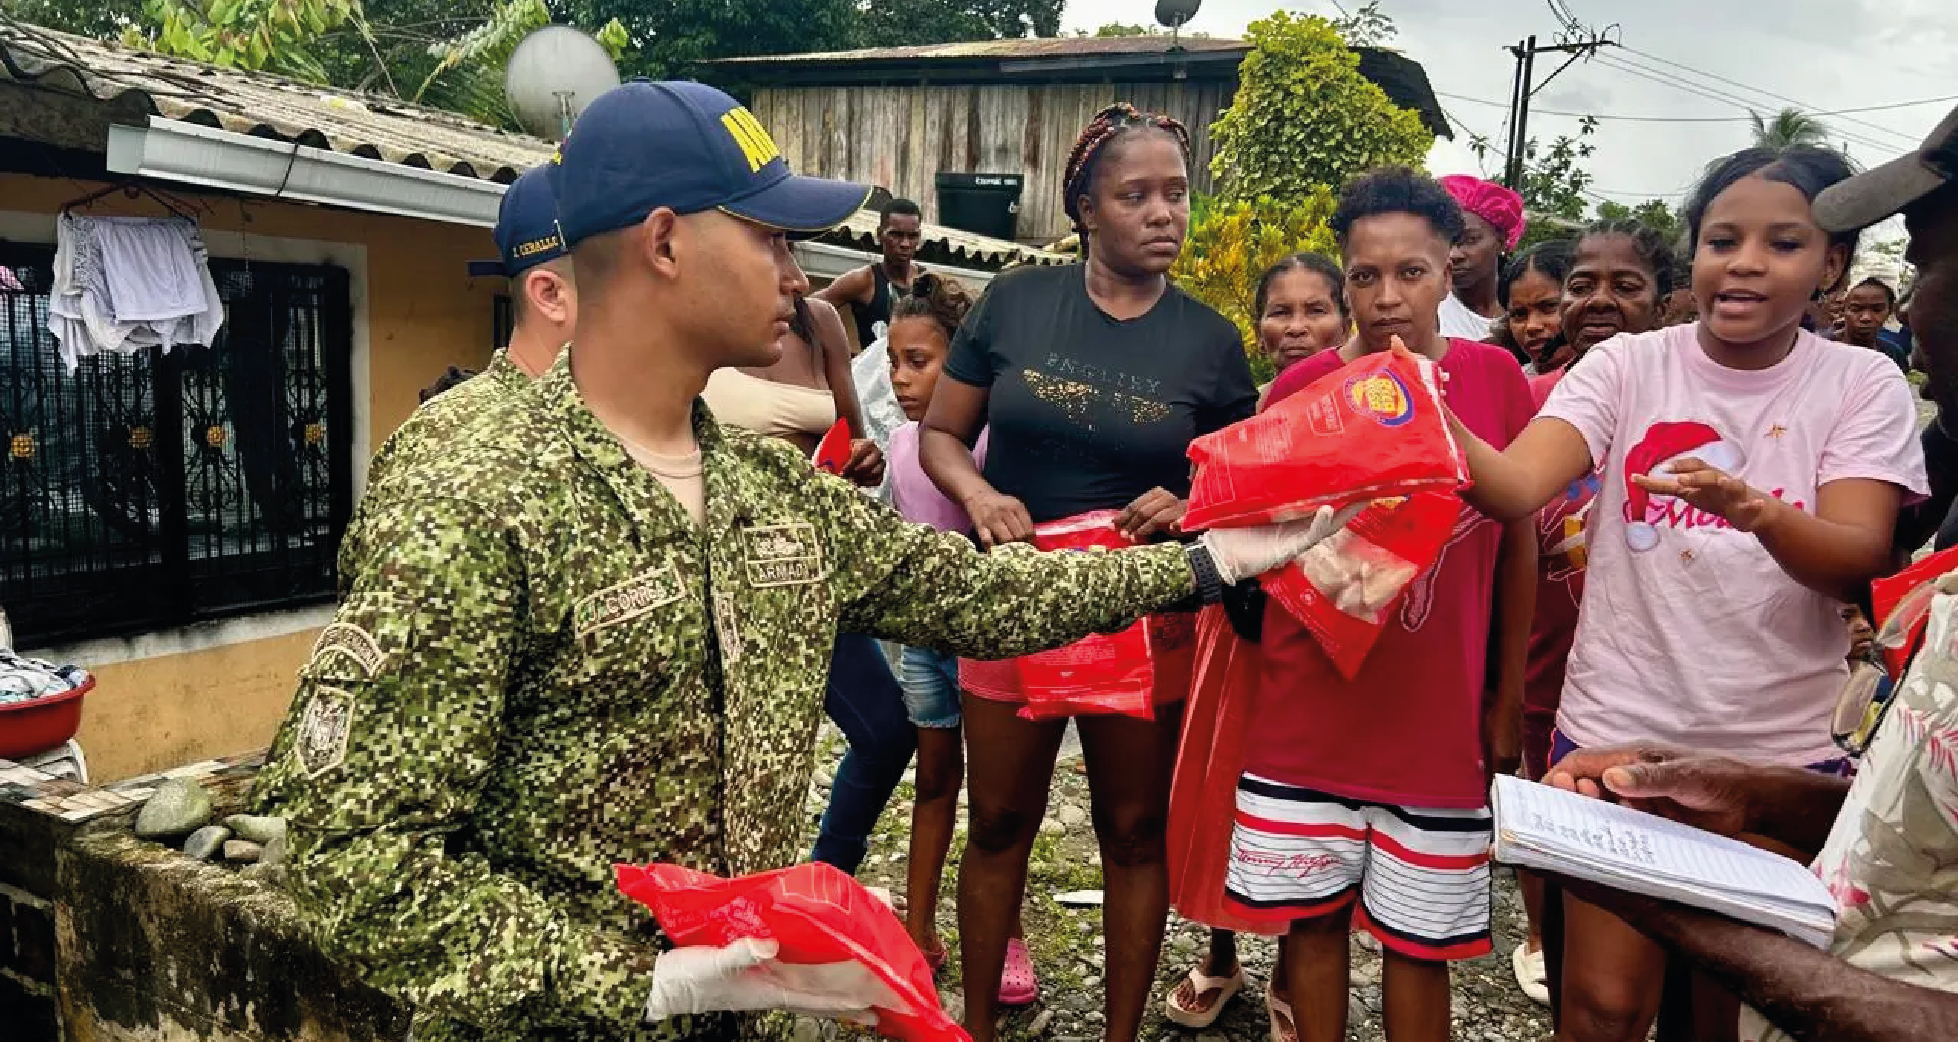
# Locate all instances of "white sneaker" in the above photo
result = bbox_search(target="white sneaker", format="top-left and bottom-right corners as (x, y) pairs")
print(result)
(1511, 942), (1550, 1006)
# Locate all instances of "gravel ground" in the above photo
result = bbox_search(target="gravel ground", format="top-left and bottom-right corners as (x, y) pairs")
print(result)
(811, 720), (1553, 1042)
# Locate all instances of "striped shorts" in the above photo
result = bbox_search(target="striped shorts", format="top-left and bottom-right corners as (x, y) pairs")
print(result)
(1223, 774), (1494, 962)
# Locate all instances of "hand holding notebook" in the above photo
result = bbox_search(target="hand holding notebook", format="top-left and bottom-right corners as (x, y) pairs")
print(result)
(1490, 775), (1836, 949)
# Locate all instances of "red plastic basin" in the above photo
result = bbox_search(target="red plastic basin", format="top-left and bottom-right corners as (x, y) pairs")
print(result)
(0, 677), (92, 761)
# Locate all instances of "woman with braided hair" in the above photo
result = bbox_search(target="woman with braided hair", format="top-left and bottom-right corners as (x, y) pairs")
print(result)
(921, 103), (1258, 1042)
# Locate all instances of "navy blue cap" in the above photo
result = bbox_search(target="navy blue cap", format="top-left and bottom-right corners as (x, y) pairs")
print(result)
(468, 166), (567, 278)
(552, 80), (870, 248)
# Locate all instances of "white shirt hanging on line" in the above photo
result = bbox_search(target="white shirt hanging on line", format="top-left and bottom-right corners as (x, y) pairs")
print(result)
(49, 213), (224, 371)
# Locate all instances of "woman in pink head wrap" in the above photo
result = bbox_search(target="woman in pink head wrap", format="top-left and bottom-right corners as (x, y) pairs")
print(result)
(1438, 175), (1527, 339)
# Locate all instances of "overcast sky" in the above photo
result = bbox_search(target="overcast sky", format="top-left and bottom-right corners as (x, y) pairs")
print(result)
(1058, 0), (1958, 252)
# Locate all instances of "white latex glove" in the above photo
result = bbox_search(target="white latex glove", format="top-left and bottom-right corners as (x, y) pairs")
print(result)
(643, 938), (890, 1026)
(1197, 503), (1367, 584)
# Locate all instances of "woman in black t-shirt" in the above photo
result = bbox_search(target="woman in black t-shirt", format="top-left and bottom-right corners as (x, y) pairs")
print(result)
(920, 104), (1257, 1042)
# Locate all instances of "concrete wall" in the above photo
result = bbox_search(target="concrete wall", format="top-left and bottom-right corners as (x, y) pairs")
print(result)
(2, 173), (502, 782)
(0, 755), (410, 1042)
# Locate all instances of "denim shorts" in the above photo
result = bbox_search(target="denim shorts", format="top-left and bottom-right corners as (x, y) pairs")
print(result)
(899, 645), (962, 729)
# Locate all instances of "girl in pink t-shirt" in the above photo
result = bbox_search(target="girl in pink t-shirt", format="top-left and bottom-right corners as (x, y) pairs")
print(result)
(1511, 220), (1677, 1007)
(1452, 147), (1930, 1042)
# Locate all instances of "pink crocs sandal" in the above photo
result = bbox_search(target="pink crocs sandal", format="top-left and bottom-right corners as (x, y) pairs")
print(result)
(998, 937), (1039, 1006)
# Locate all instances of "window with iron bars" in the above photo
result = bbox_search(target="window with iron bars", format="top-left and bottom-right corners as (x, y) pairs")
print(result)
(0, 242), (354, 648)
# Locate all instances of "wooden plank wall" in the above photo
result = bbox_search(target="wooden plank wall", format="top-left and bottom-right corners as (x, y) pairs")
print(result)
(753, 81), (1232, 245)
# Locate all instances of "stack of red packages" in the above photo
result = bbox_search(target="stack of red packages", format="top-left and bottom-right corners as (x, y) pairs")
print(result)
(1182, 349), (1470, 678)
(617, 862), (968, 1042)
(1013, 510), (1156, 721)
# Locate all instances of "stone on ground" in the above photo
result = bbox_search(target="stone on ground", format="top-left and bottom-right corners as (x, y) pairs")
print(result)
(222, 813), (287, 845)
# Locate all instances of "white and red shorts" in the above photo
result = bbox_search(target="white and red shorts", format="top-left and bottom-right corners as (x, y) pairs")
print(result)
(1223, 774), (1493, 962)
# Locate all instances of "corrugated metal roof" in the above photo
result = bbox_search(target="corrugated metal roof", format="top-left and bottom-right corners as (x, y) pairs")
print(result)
(825, 209), (1063, 267)
(0, 21), (1061, 267)
(0, 22), (554, 181)
(712, 37), (1250, 65)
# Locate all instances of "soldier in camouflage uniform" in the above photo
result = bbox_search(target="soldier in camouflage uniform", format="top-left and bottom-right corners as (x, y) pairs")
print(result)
(255, 81), (1347, 1042)
(339, 164), (576, 589)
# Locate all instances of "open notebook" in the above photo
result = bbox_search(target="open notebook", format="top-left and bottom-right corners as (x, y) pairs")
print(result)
(1490, 775), (1837, 949)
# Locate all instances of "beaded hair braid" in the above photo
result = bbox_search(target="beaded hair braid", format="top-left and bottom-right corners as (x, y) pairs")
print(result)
(1061, 103), (1194, 234)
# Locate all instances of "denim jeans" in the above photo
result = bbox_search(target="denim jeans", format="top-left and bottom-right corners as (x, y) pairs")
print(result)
(812, 633), (917, 873)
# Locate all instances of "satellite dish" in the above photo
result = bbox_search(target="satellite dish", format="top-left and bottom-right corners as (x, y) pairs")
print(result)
(1154, 0), (1201, 29)
(505, 25), (620, 141)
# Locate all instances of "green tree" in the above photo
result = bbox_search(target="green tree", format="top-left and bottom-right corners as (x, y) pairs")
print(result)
(1208, 11), (1431, 203)
(1328, 0), (1394, 47)
(1, 0), (147, 38)
(1464, 116), (1598, 223)
(1086, 21), (1157, 37)
(855, 0), (1061, 47)
(1594, 197), (1684, 247)
(1172, 191), (1341, 382)
(1750, 107), (1829, 149)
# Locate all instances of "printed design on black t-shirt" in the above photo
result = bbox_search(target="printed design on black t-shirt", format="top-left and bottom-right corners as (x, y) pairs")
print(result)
(1022, 369), (1173, 430)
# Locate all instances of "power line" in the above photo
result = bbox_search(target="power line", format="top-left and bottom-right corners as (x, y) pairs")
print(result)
(1435, 90), (1957, 125)
(1445, 110), (1683, 203)
(1617, 44), (1923, 145)
(1591, 54), (1904, 154)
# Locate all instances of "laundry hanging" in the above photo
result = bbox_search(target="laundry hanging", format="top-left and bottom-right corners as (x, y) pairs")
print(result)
(49, 212), (224, 371)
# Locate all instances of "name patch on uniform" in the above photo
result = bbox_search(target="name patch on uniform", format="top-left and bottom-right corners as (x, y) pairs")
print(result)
(575, 560), (685, 640)
(307, 623), (389, 679)
(741, 522), (827, 588)
(295, 687), (355, 778)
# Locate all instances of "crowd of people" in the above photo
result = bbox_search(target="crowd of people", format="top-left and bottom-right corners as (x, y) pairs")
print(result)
(253, 75), (1956, 1042)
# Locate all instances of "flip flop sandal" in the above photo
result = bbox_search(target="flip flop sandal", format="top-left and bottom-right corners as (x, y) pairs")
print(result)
(1162, 963), (1246, 1029)
(1267, 982), (1299, 1042)
(998, 938), (1039, 1006)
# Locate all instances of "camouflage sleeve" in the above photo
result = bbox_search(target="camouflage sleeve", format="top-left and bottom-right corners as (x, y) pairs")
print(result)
(254, 496), (651, 1036)
(809, 474), (1198, 656)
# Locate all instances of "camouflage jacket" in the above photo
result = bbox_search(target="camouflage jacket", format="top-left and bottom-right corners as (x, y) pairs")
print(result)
(254, 354), (1195, 1042)
(338, 351), (530, 593)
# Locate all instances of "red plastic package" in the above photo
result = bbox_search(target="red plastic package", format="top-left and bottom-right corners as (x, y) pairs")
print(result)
(1183, 349), (1468, 531)
(617, 861), (968, 1042)
(1167, 606), (1283, 936)
(1871, 546), (1957, 677)
(1013, 510), (1155, 721)
(1261, 492), (1460, 679)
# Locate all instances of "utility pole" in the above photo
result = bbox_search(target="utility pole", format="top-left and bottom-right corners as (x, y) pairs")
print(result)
(1502, 33), (1614, 190)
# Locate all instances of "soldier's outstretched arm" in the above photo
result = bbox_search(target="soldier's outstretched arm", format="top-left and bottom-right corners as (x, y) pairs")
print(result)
(807, 463), (1298, 657)
(253, 496), (652, 1036)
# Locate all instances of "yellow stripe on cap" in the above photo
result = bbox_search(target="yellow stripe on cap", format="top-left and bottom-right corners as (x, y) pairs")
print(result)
(720, 107), (783, 174)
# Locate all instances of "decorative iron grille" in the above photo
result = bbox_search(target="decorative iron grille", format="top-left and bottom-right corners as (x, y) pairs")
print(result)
(0, 242), (353, 647)
(493, 293), (513, 350)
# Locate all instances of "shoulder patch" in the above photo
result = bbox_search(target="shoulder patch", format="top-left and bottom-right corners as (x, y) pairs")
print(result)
(740, 522), (827, 588)
(307, 623), (389, 679)
(294, 687), (356, 778)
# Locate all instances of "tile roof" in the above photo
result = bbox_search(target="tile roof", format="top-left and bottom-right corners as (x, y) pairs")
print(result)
(0, 22), (555, 182)
(0, 21), (1065, 266)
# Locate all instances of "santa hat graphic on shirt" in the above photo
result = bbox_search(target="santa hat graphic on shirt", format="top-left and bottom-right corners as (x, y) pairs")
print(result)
(1620, 420), (1745, 551)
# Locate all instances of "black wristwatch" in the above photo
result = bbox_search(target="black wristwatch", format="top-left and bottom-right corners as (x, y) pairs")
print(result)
(1184, 542), (1225, 605)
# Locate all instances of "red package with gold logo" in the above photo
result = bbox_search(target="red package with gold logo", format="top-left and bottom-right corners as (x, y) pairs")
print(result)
(1013, 511), (1156, 721)
(1182, 350), (1468, 531)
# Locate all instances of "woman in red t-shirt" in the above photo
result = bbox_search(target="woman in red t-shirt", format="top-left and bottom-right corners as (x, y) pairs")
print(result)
(1224, 168), (1537, 1042)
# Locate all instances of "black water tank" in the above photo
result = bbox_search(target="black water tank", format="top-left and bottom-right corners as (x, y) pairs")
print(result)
(935, 173), (1024, 241)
